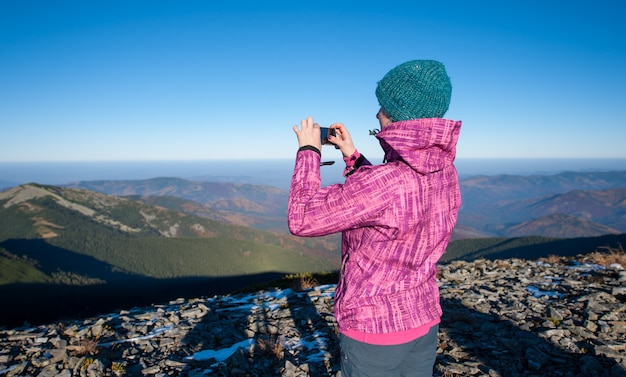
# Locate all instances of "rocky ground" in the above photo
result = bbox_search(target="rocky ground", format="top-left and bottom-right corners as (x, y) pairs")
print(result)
(1, 253), (625, 377)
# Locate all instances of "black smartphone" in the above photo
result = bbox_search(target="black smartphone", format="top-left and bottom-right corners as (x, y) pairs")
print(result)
(320, 127), (336, 145)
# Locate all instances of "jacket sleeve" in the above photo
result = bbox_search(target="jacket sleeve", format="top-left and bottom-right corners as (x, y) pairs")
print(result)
(288, 149), (392, 237)
(342, 149), (372, 177)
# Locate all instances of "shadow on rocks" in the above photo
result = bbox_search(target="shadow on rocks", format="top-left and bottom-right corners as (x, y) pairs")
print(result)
(437, 297), (626, 377)
(283, 287), (340, 376)
(177, 285), (340, 377)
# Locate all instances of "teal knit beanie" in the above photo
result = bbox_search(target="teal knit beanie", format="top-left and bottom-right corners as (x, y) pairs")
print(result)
(375, 60), (452, 121)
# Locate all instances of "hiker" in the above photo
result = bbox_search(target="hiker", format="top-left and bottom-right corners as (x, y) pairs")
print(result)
(289, 60), (462, 376)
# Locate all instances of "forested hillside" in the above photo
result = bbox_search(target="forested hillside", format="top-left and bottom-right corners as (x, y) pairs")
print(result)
(0, 184), (340, 284)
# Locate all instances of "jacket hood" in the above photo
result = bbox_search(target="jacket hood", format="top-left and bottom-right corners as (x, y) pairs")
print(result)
(376, 118), (462, 174)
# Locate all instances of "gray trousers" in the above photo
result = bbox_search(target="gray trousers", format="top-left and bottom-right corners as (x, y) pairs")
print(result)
(339, 324), (439, 377)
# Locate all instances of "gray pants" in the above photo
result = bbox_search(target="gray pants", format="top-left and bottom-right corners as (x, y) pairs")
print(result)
(339, 324), (439, 377)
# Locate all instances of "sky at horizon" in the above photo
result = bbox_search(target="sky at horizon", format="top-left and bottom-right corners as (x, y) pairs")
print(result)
(1, 1), (625, 162)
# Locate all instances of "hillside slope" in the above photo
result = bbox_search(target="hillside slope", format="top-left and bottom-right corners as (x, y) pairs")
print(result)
(0, 184), (340, 284)
(66, 177), (289, 232)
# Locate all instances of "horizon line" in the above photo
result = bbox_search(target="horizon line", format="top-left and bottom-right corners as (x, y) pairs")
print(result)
(1, 157), (626, 164)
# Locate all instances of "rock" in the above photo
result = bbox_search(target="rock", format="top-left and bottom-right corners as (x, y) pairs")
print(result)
(1, 254), (625, 376)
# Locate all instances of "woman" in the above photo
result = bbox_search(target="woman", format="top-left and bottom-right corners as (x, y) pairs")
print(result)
(288, 60), (462, 376)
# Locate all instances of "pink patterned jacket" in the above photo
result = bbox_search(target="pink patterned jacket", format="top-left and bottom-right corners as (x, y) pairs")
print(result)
(288, 118), (462, 334)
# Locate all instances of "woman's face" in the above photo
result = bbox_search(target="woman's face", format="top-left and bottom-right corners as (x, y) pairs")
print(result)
(376, 108), (393, 129)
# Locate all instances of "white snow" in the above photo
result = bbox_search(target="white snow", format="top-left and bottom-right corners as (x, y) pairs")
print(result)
(185, 338), (255, 362)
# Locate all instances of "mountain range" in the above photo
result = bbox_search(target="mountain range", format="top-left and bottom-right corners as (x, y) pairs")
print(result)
(65, 170), (626, 239)
(1, 170), (625, 327)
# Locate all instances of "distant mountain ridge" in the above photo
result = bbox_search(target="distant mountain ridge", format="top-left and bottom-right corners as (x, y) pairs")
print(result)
(456, 170), (626, 238)
(472, 188), (626, 238)
(66, 177), (288, 232)
(460, 170), (626, 205)
(66, 171), (626, 239)
(503, 188), (626, 228)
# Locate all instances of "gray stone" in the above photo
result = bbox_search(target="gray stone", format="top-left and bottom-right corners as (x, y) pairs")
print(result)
(1, 254), (624, 376)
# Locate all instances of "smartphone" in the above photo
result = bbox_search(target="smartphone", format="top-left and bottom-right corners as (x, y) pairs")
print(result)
(320, 127), (336, 145)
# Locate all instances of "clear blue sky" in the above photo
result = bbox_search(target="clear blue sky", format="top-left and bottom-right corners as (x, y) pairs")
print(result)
(1, 0), (625, 162)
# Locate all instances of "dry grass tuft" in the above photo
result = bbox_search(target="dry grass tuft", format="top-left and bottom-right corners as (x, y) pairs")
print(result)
(298, 275), (319, 290)
(495, 259), (512, 269)
(585, 244), (626, 267)
(256, 334), (285, 360)
(544, 254), (562, 264)
(287, 273), (319, 292)
(68, 339), (99, 356)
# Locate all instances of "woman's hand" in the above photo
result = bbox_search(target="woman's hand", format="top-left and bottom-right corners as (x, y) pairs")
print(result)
(293, 116), (322, 151)
(328, 123), (356, 158)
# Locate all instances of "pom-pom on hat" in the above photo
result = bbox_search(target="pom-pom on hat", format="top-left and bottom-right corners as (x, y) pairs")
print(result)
(375, 60), (452, 121)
